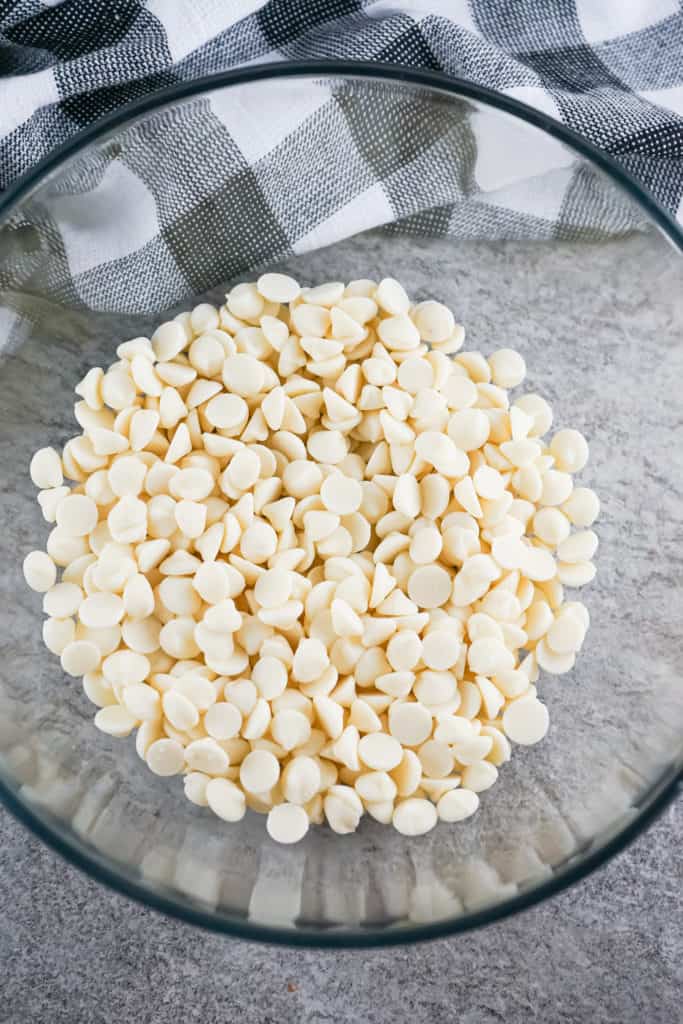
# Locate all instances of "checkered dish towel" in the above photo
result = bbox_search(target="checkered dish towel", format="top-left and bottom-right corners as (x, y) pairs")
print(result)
(1, 0), (682, 316)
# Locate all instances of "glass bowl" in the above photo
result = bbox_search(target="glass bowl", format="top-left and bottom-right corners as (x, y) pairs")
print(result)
(0, 64), (681, 947)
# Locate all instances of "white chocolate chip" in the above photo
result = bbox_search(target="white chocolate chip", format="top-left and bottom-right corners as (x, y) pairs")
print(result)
(222, 354), (265, 397)
(392, 798), (437, 836)
(422, 631), (461, 671)
(293, 638), (329, 683)
(43, 617), (76, 656)
(556, 530), (598, 563)
(562, 487), (600, 527)
(266, 803), (309, 844)
(412, 300), (454, 343)
(94, 705), (138, 738)
(320, 474), (362, 515)
(437, 788), (479, 822)
(358, 733), (403, 771)
(240, 749), (280, 794)
(488, 348), (526, 388)
(257, 272), (300, 304)
(43, 582), (83, 618)
(388, 702), (432, 746)
(375, 278), (410, 315)
(502, 697), (549, 745)
(61, 640), (101, 676)
(407, 565), (452, 609)
(206, 778), (246, 822)
(23, 550), (57, 592)
(79, 593), (125, 629)
(30, 447), (64, 489)
(55, 494), (98, 537)
(282, 756), (321, 805)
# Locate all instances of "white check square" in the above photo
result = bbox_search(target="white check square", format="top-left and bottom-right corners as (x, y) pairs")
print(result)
(50, 161), (160, 278)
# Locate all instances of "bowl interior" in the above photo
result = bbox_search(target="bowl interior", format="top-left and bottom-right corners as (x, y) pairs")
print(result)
(0, 71), (682, 943)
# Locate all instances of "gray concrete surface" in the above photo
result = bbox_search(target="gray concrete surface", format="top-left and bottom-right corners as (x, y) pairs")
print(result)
(0, 801), (680, 1023)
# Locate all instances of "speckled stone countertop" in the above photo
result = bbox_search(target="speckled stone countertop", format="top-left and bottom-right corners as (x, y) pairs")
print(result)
(1, 228), (682, 1022)
(0, 802), (680, 1023)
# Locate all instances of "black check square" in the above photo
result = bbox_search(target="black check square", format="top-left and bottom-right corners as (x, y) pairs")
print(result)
(0, 205), (84, 309)
(593, 14), (683, 92)
(257, 0), (362, 49)
(555, 163), (641, 241)
(253, 96), (374, 244)
(4, 0), (144, 62)
(58, 68), (176, 128)
(385, 204), (455, 239)
(0, 104), (78, 190)
(382, 115), (476, 220)
(419, 14), (539, 90)
(55, 7), (174, 126)
(116, 99), (247, 229)
(451, 197), (555, 241)
(162, 167), (290, 294)
(279, 8), (413, 60)
(337, 78), (464, 182)
(74, 236), (189, 313)
(614, 147), (683, 215)
(471, 0), (583, 56)
(520, 42), (624, 95)
(375, 18), (440, 70)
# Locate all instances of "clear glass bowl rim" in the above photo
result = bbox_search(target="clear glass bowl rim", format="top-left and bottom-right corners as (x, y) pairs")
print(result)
(0, 61), (681, 948)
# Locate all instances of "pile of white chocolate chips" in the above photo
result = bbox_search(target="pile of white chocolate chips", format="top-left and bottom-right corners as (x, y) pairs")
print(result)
(23, 274), (599, 844)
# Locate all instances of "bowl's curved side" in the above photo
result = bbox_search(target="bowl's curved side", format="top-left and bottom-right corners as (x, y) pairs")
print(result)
(0, 63), (681, 948)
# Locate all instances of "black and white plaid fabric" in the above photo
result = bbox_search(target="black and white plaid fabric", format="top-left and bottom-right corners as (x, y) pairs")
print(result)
(1, 0), (682, 315)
